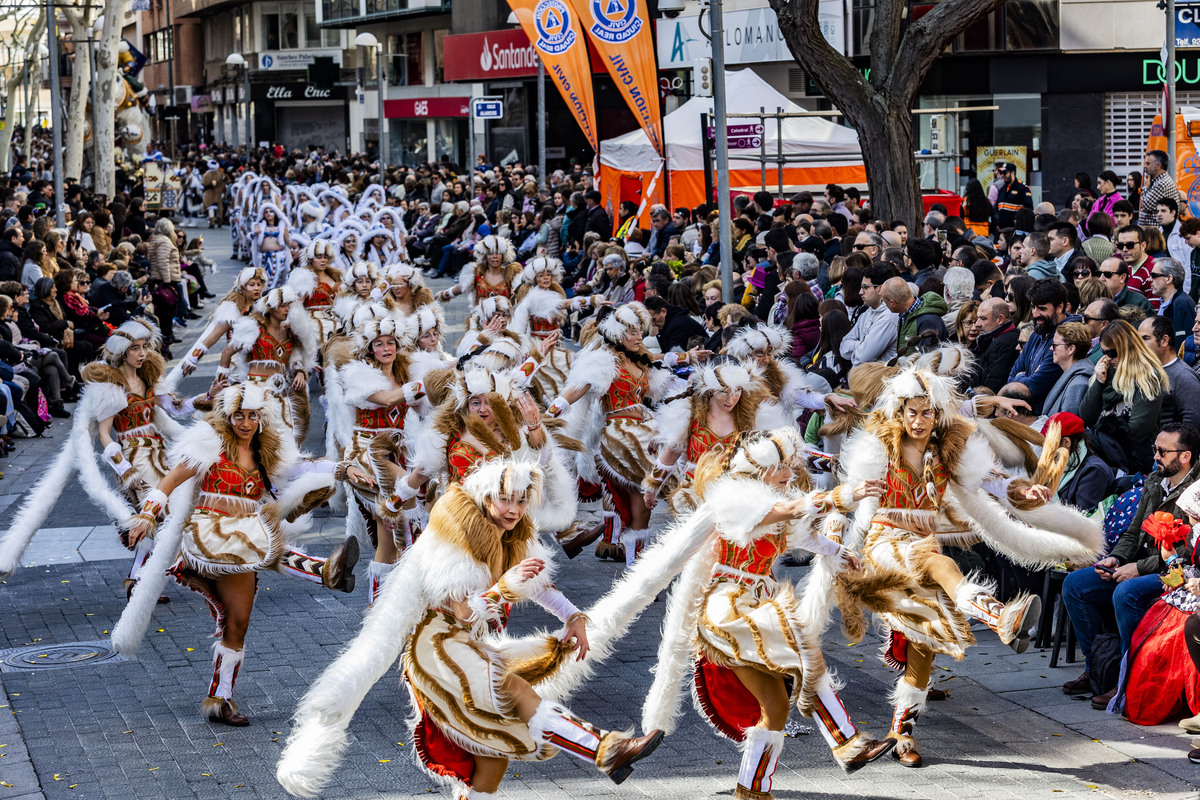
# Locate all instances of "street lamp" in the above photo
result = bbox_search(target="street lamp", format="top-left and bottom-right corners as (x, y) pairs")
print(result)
(354, 31), (385, 183)
(224, 52), (250, 150)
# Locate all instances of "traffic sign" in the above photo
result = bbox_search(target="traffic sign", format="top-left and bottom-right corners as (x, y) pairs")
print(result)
(727, 136), (763, 149)
(472, 97), (504, 119)
(705, 122), (765, 139)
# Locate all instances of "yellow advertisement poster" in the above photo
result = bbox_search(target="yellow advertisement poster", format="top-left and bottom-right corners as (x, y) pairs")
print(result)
(976, 146), (1027, 183)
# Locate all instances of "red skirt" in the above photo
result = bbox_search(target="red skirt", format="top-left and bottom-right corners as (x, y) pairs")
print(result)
(1124, 600), (1200, 725)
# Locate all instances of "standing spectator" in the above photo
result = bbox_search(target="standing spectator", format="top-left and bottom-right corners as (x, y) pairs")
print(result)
(840, 263), (898, 366)
(646, 207), (678, 259)
(1181, 216), (1200, 303)
(1138, 315), (1200, 430)
(995, 163), (1034, 229)
(1047, 221), (1086, 281)
(1081, 212), (1116, 265)
(148, 217), (181, 351)
(941, 266), (976, 329)
(1089, 170), (1124, 223)
(1158, 197), (1193, 296)
(1080, 319), (1167, 474)
(1139, 150), (1180, 226)
(784, 289), (820, 363)
(1081, 297), (1120, 362)
(1021, 232), (1058, 281)
(1061, 423), (1200, 708)
(583, 191), (612, 239)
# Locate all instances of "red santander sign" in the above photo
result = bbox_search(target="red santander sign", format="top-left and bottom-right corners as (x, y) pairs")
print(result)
(444, 29), (539, 81)
(442, 28), (604, 82)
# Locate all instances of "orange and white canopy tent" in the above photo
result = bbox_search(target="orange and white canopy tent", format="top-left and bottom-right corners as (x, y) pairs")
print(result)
(599, 69), (866, 220)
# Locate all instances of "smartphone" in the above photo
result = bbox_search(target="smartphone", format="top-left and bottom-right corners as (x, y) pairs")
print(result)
(1094, 562), (1115, 575)
(935, 229), (948, 246)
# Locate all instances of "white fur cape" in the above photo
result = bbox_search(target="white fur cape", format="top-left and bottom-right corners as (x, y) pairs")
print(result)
(0, 380), (170, 576)
(338, 360), (393, 409)
(510, 286), (567, 336)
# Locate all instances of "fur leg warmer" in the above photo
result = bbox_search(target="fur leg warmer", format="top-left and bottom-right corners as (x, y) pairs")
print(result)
(621, 528), (650, 569)
(808, 674), (859, 752)
(528, 700), (605, 764)
(955, 580), (1040, 649)
(127, 536), (154, 582)
(736, 726), (784, 799)
(367, 560), (396, 606)
(202, 643), (244, 719)
(887, 679), (928, 756)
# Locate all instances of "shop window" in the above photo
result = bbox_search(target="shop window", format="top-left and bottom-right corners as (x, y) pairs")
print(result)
(433, 29), (447, 84)
(1104, 92), (1159, 174)
(280, 4), (299, 49)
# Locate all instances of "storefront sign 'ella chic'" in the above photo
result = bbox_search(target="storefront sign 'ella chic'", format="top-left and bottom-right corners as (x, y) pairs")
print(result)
(265, 85), (333, 100)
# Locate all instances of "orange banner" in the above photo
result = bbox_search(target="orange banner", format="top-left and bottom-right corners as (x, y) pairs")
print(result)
(506, 0), (599, 150)
(570, 0), (663, 157)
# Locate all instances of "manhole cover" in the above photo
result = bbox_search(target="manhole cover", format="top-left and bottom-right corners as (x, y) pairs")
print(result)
(0, 640), (127, 672)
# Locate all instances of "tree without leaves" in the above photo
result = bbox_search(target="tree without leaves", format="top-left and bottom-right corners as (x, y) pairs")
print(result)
(766, 0), (1007, 229)
(61, 0), (97, 184)
(0, 5), (46, 174)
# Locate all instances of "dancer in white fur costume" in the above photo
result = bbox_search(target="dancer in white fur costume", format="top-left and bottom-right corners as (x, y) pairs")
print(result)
(117, 382), (359, 727)
(285, 240), (342, 344)
(509, 256), (608, 400)
(642, 360), (785, 517)
(378, 262), (437, 318)
(545, 303), (689, 566)
(218, 287), (319, 445)
(252, 203), (293, 289)
(333, 311), (429, 604)
(724, 323), (857, 420)
(174, 266), (267, 383)
(0, 320), (208, 586)
(275, 458), (663, 799)
(329, 260), (381, 334)
(436, 235), (521, 310)
(826, 366), (1104, 767)
(639, 428), (896, 800)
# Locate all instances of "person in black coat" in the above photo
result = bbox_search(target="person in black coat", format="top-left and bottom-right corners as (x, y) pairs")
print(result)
(125, 197), (148, 240)
(645, 295), (706, 355)
(583, 191), (612, 239)
(0, 226), (23, 282)
(965, 297), (1020, 393)
(88, 270), (145, 326)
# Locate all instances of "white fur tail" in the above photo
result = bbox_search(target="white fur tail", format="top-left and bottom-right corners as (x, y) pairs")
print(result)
(276, 550), (430, 797)
(0, 438), (77, 576)
(797, 513), (849, 635)
(111, 479), (194, 656)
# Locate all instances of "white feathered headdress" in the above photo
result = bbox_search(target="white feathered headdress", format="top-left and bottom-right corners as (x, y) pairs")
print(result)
(875, 366), (960, 422)
(412, 304), (444, 339)
(724, 323), (791, 360)
(463, 457), (545, 510)
(692, 361), (756, 396)
(103, 318), (162, 366)
(450, 364), (516, 410)
(383, 262), (424, 290)
(597, 302), (650, 344)
(353, 312), (416, 358)
(473, 235), (516, 264)
(302, 239), (336, 267)
(215, 381), (269, 416)
(470, 296), (511, 329)
(725, 427), (805, 478)
(341, 260), (379, 291)
(254, 286), (301, 316)
(234, 266), (268, 290)
(520, 256), (564, 285)
(298, 201), (324, 221)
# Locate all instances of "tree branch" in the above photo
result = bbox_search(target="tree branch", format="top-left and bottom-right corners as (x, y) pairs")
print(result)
(888, 0), (1006, 102)
(868, 0), (904, 90)
(768, 0), (873, 108)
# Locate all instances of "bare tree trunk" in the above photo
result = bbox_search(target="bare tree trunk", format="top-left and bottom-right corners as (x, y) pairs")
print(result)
(62, 6), (94, 182)
(24, 57), (39, 159)
(769, 0), (1006, 230)
(93, 10), (123, 197)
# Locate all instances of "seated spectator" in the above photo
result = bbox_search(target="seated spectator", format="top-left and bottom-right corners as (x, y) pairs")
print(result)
(967, 297), (1021, 393)
(1151, 257), (1196, 343)
(1081, 319), (1167, 475)
(952, 300), (979, 345)
(644, 294), (705, 355)
(1043, 321), (1095, 417)
(1008, 279), (1077, 412)
(1138, 315), (1200, 430)
(784, 289), (820, 364)
(1062, 423), (1200, 708)
(882, 275), (947, 357)
(1098, 256), (1154, 315)
(1045, 412), (1114, 512)
(840, 263), (898, 366)
(996, 381), (1040, 428)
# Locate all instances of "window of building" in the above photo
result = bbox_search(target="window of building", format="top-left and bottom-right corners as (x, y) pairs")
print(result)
(262, 3), (334, 49)
(386, 32), (422, 86)
(146, 28), (172, 63)
(262, 11), (280, 49)
(1101, 92), (1193, 174)
(851, 1), (1059, 56)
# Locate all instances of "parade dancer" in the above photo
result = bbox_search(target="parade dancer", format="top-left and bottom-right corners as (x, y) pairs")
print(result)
(378, 262), (436, 318)
(638, 429), (897, 798)
(175, 266), (267, 383)
(276, 458), (662, 799)
(437, 235), (521, 311)
(219, 287), (319, 445)
(830, 367), (1103, 767)
(0, 320), (207, 588)
(116, 382), (359, 726)
(252, 203), (293, 289)
(724, 323), (857, 421)
(286, 240), (342, 344)
(334, 312), (429, 604)
(547, 304), (691, 566)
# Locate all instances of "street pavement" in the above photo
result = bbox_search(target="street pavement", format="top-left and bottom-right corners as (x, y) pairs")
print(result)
(0, 230), (1196, 800)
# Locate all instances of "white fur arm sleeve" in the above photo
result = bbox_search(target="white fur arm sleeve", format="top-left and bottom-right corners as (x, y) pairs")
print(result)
(528, 584), (581, 623)
(402, 380), (425, 405)
(183, 341), (209, 370)
(545, 395), (570, 418)
(788, 387), (827, 411)
(102, 441), (138, 484)
(786, 524), (846, 558)
(983, 475), (1015, 497)
(382, 476), (421, 514)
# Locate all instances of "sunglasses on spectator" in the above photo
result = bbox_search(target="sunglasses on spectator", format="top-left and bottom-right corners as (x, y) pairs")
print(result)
(853, 243), (874, 251)
(1098, 270), (1120, 278)
(1101, 348), (1118, 359)
(1155, 446), (1185, 456)
(1073, 269), (1093, 277)
(1115, 241), (1140, 250)
(1150, 272), (1169, 279)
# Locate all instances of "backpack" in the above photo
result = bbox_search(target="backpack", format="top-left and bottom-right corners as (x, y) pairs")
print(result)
(1089, 632), (1123, 696)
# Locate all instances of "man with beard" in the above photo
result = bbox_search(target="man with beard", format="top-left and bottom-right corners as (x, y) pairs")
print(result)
(1007, 278), (1078, 412)
(1060, 423), (1200, 708)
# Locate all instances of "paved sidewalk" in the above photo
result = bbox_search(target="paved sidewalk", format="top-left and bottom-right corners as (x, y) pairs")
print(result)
(0, 234), (1196, 800)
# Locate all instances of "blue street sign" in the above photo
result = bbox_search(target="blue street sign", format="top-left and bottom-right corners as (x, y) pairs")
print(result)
(472, 98), (504, 119)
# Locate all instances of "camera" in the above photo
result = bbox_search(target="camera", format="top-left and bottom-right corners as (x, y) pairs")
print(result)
(658, 0), (686, 18)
